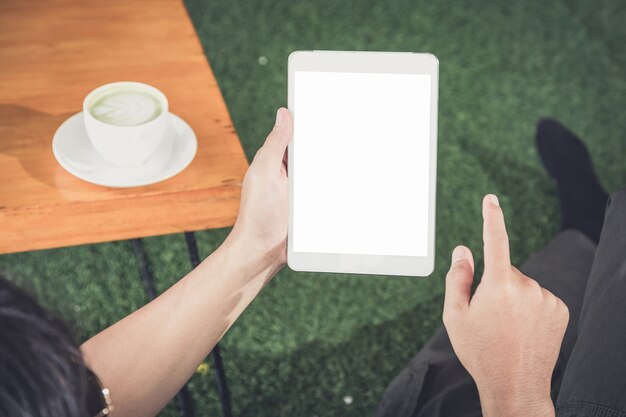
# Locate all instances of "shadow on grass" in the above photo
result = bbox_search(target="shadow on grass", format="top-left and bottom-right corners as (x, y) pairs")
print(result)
(192, 296), (444, 417)
(457, 134), (559, 260)
(457, 134), (547, 195)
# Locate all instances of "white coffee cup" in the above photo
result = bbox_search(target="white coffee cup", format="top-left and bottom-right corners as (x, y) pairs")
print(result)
(83, 81), (170, 166)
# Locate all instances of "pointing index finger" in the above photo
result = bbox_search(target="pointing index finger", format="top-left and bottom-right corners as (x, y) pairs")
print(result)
(482, 194), (511, 272)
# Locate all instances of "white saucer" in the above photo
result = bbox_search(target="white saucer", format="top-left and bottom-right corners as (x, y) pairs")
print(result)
(52, 112), (197, 188)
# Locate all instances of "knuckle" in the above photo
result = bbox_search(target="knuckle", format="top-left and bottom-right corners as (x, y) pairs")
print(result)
(253, 147), (266, 162)
(525, 277), (542, 292)
(442, 309), (455, 327)
(540, 287), (555, 302)
(540, 290), (570, 324)
(442, 310), (450, 324)
(540, 286), (556, 299)
(244, 165), (265, 184)
(448, 260), (471, 278)
(556, 298), (570, 318)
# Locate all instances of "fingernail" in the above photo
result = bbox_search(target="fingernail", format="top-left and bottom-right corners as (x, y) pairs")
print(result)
(452, 246), (465, 263)
(489, 194), (499, 206)
(275, 109), (282, 127)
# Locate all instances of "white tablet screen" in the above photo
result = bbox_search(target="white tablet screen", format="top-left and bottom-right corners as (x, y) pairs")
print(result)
(293, 71), (431, 257)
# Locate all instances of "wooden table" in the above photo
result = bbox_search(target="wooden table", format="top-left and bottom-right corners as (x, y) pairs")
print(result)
(0, 0), (249, 254)
(0, 1), (248, 416)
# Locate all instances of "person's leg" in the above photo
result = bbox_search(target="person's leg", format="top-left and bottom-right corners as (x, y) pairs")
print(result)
(372, 229), (596, 417)
(372, 326), (481, 417)
(519, 229), (597, 390)
(556, 187), (626, 417)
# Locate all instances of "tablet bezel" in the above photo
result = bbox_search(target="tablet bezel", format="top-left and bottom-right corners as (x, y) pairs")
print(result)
(287, 51), (438, 277)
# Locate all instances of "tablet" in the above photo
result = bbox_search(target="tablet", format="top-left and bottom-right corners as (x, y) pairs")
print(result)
(287, 51), (438, 277)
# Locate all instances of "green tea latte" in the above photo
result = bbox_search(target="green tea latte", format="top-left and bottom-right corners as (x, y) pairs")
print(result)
(89, 89), (162, 126)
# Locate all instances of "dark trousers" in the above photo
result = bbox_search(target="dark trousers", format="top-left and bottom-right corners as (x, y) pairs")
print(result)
(374, 187), (626, 417)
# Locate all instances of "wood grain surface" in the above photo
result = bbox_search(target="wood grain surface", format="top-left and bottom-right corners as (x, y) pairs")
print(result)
(0, 0), (249, 254)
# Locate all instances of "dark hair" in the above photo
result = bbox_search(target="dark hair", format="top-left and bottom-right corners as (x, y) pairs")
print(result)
(0, 275), (88, 417)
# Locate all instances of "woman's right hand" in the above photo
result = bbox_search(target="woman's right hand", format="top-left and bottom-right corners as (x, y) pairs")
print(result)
(443, 195), (569, 417)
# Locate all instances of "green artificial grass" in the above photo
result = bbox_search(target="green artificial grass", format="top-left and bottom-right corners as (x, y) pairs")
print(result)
(1, 0), (625, 415)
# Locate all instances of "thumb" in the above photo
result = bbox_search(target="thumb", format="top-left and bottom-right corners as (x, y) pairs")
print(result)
(443, 246), (475, 319)
(259, 108), (293, 169)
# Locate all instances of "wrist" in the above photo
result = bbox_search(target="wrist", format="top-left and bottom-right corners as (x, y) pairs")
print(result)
(478, 386), (554, 417)
(222, 231), (285, 279)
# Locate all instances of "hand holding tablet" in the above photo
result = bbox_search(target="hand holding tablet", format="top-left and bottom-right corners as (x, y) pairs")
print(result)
(287, 51), (439, 276)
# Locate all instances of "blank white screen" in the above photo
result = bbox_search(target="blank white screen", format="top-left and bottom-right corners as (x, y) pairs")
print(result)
(293, 71), (431, 257)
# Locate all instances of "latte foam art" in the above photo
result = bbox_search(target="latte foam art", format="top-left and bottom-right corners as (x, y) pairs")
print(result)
(90, 90), (162, 126)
